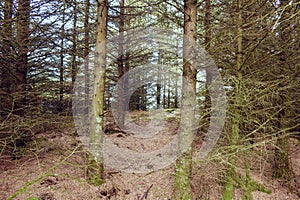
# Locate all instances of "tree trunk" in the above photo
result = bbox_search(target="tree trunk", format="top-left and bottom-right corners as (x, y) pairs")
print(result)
(273, 0), (293, 181)
(273, 113), (292, 180)
(174, 40), (179, 109)
(117, 0), (125, 127)
(84, 0), (90, 111)
(156, 49), (162, 109)
(16, 0), (30, 91)
(59, 3), (65, 103)
(1, 0), (14, 93)
(273, 77), (292, 180)
(174, 73), (179, 108)
(174, 0), (197, 199)
(167, 75), (171, 109)
(124, 49), (130, 110)
(71, 0), (78, 86)
(88, 0), (108, 185)
(163, 74), (166, 109)
(222, 0), (243, 198)
(141, 85), (147, 111)
(202, 0), (212, 134)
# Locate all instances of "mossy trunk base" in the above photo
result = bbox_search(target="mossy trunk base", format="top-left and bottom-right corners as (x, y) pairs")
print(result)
(86, 154), (104, 186)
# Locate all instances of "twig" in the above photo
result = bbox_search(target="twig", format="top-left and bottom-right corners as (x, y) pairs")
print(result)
(141, 184), (153, 199)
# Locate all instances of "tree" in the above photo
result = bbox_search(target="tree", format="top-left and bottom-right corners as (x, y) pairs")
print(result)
(59, 2), (66, 102)
(218, 0), (299, 198)
(84, 0), (91, 108)
(204, 0), (212, 131)
(71, 0), (78, 86)
(156, 49), (162, 108)
(1, 0), (13, 93)
(117, 0), (126, 127)
(16, 0), (30, 91)
(174, 0), (197, 199)
(272, 0), (299, 181)
(222, 0), (243, 198)
(88, 0), (108, 185)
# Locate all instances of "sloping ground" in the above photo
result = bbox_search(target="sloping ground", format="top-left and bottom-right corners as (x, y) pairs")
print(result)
(0, 112), (299, 200)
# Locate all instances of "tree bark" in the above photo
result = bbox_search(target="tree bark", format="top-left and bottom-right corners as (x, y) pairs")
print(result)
(273, 106), (292, 179)
(163, 74), (166, 109)
(71, 0), (77, 86)
(174, 0), (197, 199)
(156, 49), (162, 109)
(141, 85), (147, 111)
(202, 0), (212, 134)
(16, 0), (30, 91)
(222, 0), (243, 199)
(84, 0), (90, 110)
(167, 75), (171, 109)
(59, 2), (66, 103)
(117, 0), (125, 127)
(272, 0), (293, 181)
(1, 0), (14, 93)
(174, 40), (179, 109)
(88, 0), (108, 184)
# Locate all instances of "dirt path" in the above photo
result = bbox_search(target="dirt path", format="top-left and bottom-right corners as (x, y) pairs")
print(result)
(0, 112), (299, 199)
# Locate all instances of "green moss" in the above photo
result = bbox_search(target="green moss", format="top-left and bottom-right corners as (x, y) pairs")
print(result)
(174, 150), (192, 200)
(87, 174), (104, 186)
(87, 155), (104, 186)
(26, 197), (39, 200)
(222, 175), (234, 200)
(165, 108), (175, 113)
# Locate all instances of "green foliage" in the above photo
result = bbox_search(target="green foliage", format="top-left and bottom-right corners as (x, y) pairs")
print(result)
(222, 163), (271, 200)
(0, 113), (73, 159)
(222, 171), (234, 200)
(0, 0), (299, 198)
(26, 197), (39, 200)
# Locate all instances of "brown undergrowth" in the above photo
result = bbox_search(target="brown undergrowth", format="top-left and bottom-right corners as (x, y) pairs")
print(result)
(0, 111), (299, 200)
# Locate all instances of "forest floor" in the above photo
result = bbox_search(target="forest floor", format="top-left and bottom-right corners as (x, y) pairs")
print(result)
(0, 111), (299, 200)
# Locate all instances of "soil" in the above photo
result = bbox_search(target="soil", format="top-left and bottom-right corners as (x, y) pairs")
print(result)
(0, 112), (299, 200)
